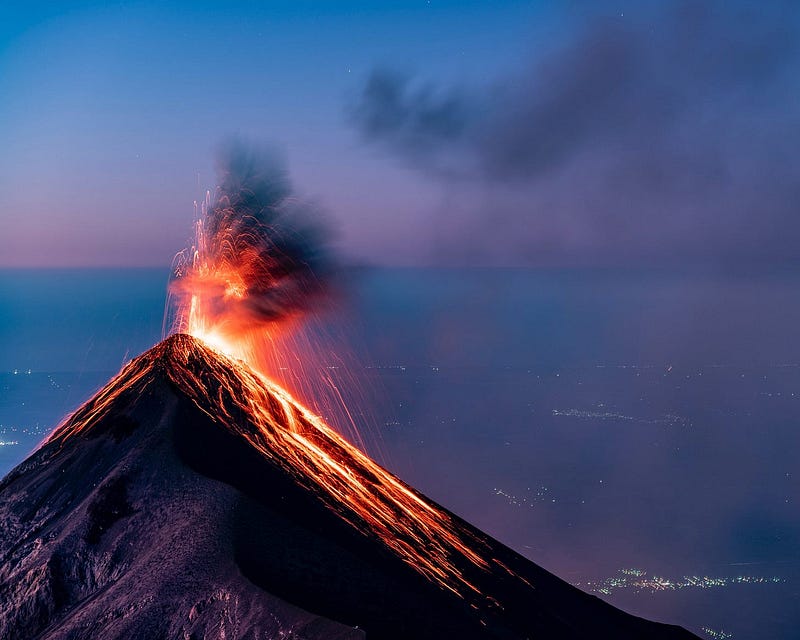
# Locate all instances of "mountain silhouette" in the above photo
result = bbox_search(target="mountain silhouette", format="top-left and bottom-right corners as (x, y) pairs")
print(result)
(0, 334), (699, 639)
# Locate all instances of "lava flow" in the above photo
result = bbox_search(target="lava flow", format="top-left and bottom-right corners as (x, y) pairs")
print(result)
(48, 334), (518, 612)
(150, 144), (515, 608)
(4, 144), (702, 640)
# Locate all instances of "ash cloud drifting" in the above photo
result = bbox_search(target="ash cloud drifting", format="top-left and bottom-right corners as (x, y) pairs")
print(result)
(351, 1), (800, 267)
(170, 142), (332, 330)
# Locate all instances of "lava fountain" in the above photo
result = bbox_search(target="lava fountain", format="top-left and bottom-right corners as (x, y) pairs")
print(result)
(30, 143), (702, 639)
(167, 142), (331, 370)
(159, 143), (507, 602)
(166, 144), (370, 448)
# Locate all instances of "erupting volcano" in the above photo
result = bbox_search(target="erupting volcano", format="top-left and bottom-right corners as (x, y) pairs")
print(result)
(0, 334), (698, 639)
(0, 144), (699, 639)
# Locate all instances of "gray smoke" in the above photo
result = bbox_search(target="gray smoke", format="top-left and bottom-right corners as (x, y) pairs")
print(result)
(350, 1), (800, 267)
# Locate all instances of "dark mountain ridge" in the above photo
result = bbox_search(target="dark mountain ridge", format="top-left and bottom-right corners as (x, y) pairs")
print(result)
(0, 334), (699, 639)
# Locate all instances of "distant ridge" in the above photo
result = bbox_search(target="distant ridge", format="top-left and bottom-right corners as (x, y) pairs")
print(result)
(0, 334), (700, 639)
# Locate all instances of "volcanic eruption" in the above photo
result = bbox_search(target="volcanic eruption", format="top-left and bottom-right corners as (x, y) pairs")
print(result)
(0, 145), (700, 639)
(166, 141), (333, 372)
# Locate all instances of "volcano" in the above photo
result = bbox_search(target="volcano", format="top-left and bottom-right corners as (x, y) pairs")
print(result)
(0, 334), (698, 639)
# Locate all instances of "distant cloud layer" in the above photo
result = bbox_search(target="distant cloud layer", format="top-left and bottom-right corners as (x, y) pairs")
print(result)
(350, 1), (800, 267)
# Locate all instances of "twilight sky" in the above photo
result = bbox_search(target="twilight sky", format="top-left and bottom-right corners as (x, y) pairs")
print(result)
(1, 1), (798, 268)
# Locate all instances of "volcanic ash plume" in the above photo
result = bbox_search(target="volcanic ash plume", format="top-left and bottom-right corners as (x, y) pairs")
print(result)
(168, 142), (331, 360)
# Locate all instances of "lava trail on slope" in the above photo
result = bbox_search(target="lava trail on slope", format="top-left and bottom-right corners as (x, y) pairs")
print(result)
(0, 334), (699, 639)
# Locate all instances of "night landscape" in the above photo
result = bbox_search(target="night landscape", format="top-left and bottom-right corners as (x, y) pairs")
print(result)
(1, 2), (799, 639)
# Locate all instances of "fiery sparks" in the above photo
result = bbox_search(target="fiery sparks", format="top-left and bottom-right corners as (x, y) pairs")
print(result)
(166, 142), (331, 374)
(162, 144), (370, 445)
(49, 142), (531, 615)
(47, 335), (526, 613)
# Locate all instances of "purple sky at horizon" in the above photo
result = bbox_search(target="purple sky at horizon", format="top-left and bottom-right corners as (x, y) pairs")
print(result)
(0, 1), (542, 267)
(1, 1), (798, 269)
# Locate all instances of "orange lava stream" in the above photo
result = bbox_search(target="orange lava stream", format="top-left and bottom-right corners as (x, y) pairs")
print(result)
(42, 170), (536, 618)
(47, 195), (528, 610)
(166, 335), (494, 601)
(47, 335), (524, 608)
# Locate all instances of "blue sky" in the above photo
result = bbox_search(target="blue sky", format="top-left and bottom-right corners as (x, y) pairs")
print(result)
(0, 1), (546, 266)
(1, 1), (797, 268)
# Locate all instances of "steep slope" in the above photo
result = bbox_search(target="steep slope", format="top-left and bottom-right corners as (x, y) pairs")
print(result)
(0, 334), (699, 639)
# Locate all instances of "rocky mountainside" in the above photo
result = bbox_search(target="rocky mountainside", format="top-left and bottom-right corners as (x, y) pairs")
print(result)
(0, 334), (699, 639)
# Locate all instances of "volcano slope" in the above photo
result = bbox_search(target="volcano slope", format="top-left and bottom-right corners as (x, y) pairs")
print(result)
(0, 334), (699, 640)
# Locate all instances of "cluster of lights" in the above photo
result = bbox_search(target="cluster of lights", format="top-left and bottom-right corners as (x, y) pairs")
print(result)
(492, 486), (551, 508)
(551, 408), (688, 425)
(576, 568), (785, 596)
(701, 627), (732, 640)
(0, 424), (47, 437)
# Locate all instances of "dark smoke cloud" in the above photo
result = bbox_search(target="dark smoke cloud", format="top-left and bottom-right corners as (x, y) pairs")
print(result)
(350, 1), (800, 267)
(352, 70), (474, 177)
(171, 141), (332, 329)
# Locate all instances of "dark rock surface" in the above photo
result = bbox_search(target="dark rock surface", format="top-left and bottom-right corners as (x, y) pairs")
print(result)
(0, 335), (700, 639)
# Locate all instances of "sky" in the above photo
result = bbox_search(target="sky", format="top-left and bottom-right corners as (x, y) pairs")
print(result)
(1, 1), (798, 268)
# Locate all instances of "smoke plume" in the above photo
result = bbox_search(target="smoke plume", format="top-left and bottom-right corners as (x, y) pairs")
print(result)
(350, 1), (800, 267)
(169, 141), (332, 334)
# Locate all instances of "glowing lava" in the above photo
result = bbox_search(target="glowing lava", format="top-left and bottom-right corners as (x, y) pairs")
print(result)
(166, 142), (331, 382)
(20, 144), (701, 640)
(48, 334), (527, 615)
(126, 147), (501, 606)
(168, 199), (288, 365)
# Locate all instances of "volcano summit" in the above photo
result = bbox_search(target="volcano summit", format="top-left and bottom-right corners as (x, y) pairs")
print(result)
(0, 334), (698, 639)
